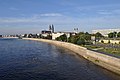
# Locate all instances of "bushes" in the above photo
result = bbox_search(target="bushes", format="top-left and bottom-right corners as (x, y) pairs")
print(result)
(55, 34), (67, 42)
(55, 32), (92, 45)
(68, 36), (78, 44)
(77, 38), (85, 45)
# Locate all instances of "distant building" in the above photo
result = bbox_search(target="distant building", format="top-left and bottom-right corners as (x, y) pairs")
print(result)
(52, 32), (64, 40)
(49, 24), (54, 33)
(74, 28), (78, 33)
(41, 24), (55, 37)
(41, 30), (52, 37)
(51, 24), (54, 33)
(41, 25), (76, 39)
(41, 30), (51, 34)
(52, 32), (75, 40)
(49, 25), (52, 32)
(92, 29), (120, 37)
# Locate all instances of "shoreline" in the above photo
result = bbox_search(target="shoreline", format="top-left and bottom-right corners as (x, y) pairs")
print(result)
(23, 38), (120, 75)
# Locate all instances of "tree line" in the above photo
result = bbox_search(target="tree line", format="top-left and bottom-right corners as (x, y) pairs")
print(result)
(23, 31), (120, 45)
(108, 32), (120, 38)
(56, 32), (92, 45)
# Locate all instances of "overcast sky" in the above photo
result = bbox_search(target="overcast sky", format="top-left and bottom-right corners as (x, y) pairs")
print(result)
(0, 0), (120, 34)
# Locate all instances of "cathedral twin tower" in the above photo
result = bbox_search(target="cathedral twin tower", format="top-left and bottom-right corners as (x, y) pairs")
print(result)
(49, 24), (54, 33)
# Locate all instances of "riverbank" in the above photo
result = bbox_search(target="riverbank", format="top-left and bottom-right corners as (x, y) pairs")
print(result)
(23, 38), (120, 75)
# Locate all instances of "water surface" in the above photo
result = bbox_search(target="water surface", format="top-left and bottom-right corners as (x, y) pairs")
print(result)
(0, 39), (120, 80)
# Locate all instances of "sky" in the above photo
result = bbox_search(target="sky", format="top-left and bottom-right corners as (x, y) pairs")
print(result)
(0, 0), (120, 34)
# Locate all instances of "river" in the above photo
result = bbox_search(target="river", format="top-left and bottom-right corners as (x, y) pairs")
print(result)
(0, 38), (120, 80)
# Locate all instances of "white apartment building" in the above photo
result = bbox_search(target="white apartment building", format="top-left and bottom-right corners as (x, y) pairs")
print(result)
(52, 32), (73, 40)
(92, 29), (120, 37)
(52, 32), (64, 40)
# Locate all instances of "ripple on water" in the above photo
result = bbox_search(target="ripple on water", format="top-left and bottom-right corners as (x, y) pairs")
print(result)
(0, 39), (120, 80)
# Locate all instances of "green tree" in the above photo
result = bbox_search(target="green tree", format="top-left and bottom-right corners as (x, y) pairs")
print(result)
(68, 32), (91, 45)
(56, 37), (61, 41)
(68, 35), (79, 44)
(108, 32), (117, 38)
(28, 34), (33, 38)
(23, 34), (27, 37)
(95, 32), (103, 38)
(32, 34), (39, 38)
(117, 32), (120, 37)
(113, 32), (117, 38)
(56, 34), (67, 41)
(79, 34), (91, 41)
(85, 32), (89, 35)
(77, 38), (85, 45)
(78, 32), (84, 35)
(70, 36), (77, 44)
(108, 32), (114, 38)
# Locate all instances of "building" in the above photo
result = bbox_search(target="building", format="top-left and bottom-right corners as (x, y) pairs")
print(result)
(74, 28), (79, 33)
(51, 24), (54, 33)
(92, 29), (120, 37)
(52, 32), (75, 40)
(49, 24), (54, 33)
(41, 24), (55, 37)
(52, 32), (64, 40)
(41, 25), (76, 40)
(41, 30), (52, 37)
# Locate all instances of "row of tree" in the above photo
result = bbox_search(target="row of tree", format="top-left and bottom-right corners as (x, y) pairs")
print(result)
(23, 31), (120, 45)
(55, 31), (120, 45)
(90, 32), (120, 39)
(108, 32), (120, 38)
(90, 31), (120, 39)
(55, 32), (92, 45)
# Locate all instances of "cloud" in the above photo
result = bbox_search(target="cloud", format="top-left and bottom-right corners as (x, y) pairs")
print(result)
(0, 13), (65, 23)
(0, 18), (33, 23)
(0, 14), (120, 25)
(40, 13), (63, 17)
(97, 10), (112, 15)
(97, 9), (120, 15)
(76, 3), (120, 16)
(0, 13), (120, 34)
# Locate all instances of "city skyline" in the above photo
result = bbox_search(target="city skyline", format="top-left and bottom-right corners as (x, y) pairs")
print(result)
(0, 0), (120, 34)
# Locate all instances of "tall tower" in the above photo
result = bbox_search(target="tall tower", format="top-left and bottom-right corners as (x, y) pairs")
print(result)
(74, 28), (78, 33)
(52, 24), (54, 33)
(49, 25), (52, 31)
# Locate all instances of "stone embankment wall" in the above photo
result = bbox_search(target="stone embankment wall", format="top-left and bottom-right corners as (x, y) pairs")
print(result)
(23, 38), (120, 75)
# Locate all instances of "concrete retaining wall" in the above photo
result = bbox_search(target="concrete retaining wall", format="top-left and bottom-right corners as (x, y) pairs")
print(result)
(23, 38), (120, 75)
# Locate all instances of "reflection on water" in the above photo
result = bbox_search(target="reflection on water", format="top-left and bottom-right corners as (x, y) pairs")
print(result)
(0, 39), (120, 80)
